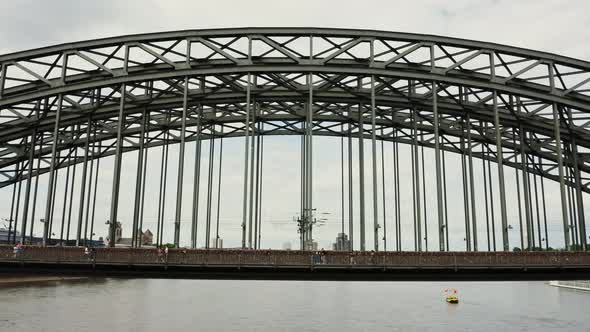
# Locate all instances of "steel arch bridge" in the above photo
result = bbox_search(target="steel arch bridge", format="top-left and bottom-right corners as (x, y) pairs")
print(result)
(0, 28), (589, 252)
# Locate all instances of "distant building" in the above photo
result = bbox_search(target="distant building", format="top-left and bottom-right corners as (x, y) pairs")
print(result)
(109, 222), (153, 246)
(140, 229), (153, 246)
(282, 242), (292, 250)
(332, 233), (351, 251)
(304, 240), (318, 251)
(210, 237), (223, 249)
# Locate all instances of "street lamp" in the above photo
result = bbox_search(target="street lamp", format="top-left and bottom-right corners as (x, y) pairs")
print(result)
(294, 209), (330, 250)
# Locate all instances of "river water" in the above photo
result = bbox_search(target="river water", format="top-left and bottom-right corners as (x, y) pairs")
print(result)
(0, 279), (588, 331)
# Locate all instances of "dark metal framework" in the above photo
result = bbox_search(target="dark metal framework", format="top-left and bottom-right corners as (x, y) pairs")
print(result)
(0, 28), (589, 251)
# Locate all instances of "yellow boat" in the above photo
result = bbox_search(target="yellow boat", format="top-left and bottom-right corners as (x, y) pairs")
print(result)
(446, 295), (459, 303)
(444, 288), (459, 303)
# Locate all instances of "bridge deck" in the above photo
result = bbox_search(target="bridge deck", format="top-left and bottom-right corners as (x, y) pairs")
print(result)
(1, 246), (589, 281)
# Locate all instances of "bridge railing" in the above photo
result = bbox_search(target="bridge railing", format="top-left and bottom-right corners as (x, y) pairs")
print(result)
(1, 245), (590, 268)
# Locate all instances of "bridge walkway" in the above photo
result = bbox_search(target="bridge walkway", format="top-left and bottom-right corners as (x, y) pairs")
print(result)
(1, 246), (589, 281)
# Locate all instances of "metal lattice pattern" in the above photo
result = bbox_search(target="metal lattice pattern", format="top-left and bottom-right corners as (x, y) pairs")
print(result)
(0, 28), (588, 250)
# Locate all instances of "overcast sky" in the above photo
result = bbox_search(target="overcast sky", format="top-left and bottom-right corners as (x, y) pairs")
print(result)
(1, 0), (588, 250)
(2, 0), (590, 59)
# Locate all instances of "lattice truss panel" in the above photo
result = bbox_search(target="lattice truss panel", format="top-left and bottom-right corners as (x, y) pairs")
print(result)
(0, 28), (589, 192)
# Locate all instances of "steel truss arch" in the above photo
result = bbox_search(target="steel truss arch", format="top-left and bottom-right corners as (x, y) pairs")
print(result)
(7, 105), (581, 192)
(1, 28), (589, 250)
(1, 79), (589, 191)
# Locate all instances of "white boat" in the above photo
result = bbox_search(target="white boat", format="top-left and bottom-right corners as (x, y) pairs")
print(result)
(549, 280), (590, 291)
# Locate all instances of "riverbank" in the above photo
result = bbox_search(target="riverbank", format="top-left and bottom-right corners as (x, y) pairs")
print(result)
(0, 275), (88, 287)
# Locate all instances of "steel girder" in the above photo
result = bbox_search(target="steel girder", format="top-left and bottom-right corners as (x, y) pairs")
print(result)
(0, 28), (590, 194)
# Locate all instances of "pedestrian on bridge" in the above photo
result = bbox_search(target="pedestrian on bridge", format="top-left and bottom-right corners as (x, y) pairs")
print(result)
(157, 248), (164, 263)
(312, 251), (322, 265)
(13, 243), (23, 259)
(349, 252), (356, 265)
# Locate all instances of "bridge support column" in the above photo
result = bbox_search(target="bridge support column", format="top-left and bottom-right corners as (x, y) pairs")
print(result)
(571, 137), (587, 250)
(108, 84), (126, 247)
(553, 104), (571, 250)
(519, 124), (533, 250)
(348, 120), (354, 251)
(371, 75), (379, 251)
(43, 94), (63, 246)
(83, 126), (96, 245)
(340, 124), (345, 248)
(482, 125), (495, 251)
(493, 90), (510, 251)
(11, 174), (22, 244)
(206, 131), (216, 249)
(174, 77), (188, 248)
(247, 103), (257, 249)
(533, 162), (542, 248)
(20, 130), (36, 244)
(156, 116), (170, 247)
(191, 105), (203, 249)
(358, 85), (366, 252)
(73, 120), (92, 246)
(460, 119), (471, 251)
(132, 111), (146, 248)
(566, 165), (577, 246)
(512, 132), (525, 251)
(380, 128), (387, 252)
(538, 156), (549, 250)
(548, 65), (571, 250)
(89, 150), (100, 243)
(242, 73), (251, 249)
(420, 127), (428, 251)
(258, 135), (264, 248)
(48, 148), (59, 240)
(29, 132), (43, 243)
(300, 134), (305, 250)
(256, 125), (264, 249)
(393, 130), (401, 251)
(433, 81), (445, 251)
(138, 119), (149, 248)
(75, 119), (91, 246)
(254, 121), (261, 249)
(307, 73), (314, 246)
(215, 127), (224, 249)
(442, 146), (450, 251)
(64, 129), (79, 244)
(466, 113), (478, 251)
(58, 151), (72, 244)
(411, 105), (422, 252)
